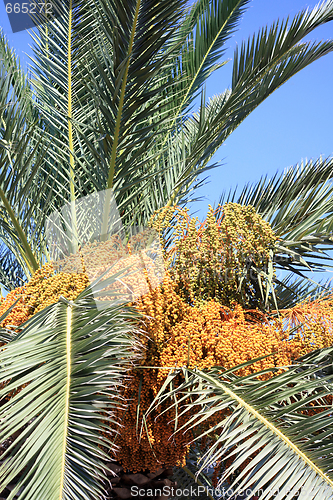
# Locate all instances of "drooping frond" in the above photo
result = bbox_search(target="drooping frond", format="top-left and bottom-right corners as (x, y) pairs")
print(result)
(147, 348), (333, 499)
(0, 286), (141, 500)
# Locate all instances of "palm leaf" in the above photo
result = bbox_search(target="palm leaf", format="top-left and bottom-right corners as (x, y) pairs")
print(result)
(272, 274), (331, 310)
(30, 0), (193, 226)
(0, 243), (26, 290)
(167, 0), (251, 117)
(0, 30), (53, 278)
(27, 0), (333, 228)
(76, 0), (191, 227)
(0, 287), (141, 499)
(172, 2), (333, 190)
(150, 350), (333, 500)
(142, 0), (251, 210)
(125, 0), (333, 214)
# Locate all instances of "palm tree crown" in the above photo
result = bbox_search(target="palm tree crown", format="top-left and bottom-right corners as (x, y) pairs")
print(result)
(1, 1), (333, 499)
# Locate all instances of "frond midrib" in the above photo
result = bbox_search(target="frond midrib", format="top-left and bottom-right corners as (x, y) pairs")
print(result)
(197, 370), (333, 489)
(58, 304), (72, 498)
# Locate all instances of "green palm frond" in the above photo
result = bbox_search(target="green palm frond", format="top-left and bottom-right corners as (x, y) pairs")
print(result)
(0, 29), (33, 115)
(147, 349), (333, 499)
(30, 0), (192, 223)
(0, 287), (141, 500)
(29, 0), (88, 208)
(131, 92), (220, 218)
(94, 0), (333, 219)
(0, 242), (26, 290)
(273, 274), (332, 309)
(232, 1), (333, 89)
(156, 91), (230, 208)
(26, 0), (333, 227)
(138, 0), (251, 212)
(0, 31), (53, 279)
(155, 0), (333, 210)
(79, 0), (188, 190)
(167, 0), (250, 116)
(224, 1), (333, 135)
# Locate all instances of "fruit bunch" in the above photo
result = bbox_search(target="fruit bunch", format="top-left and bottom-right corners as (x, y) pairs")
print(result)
(0, 263), (89, 331)
(149, 203), (276, 308)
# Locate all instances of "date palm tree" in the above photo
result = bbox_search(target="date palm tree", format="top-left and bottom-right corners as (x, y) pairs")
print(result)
(1, 0), (333, 499)
(2, 0), (333, 289)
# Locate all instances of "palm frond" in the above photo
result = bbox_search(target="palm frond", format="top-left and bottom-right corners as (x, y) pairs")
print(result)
(157, 91), (230, 208)
(29, 1), (88, 208)
(0, 242), (26, 290)
(148, 349), (333, 500)
(0, 30), (53, 277)
(104, 0), (333, 218)
(181, 2), (333, 172)
(27, 0), (333, 228)
(273, 274), (332, 310)
(169, 0), (251, 115)
(81, 0), (188, 193)
(0, 286), (141, 499)
(139, 0), (250, 211)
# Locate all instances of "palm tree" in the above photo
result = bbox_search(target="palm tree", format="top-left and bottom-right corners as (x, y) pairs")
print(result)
(1, 0), (333, 498)
(2, 0), (333, 287)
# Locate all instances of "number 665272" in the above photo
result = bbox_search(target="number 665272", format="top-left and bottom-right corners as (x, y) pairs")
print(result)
(6, 3), (54, 15)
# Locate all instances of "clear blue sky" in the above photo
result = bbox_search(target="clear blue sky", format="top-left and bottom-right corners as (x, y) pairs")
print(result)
(1, 0), (333, 214)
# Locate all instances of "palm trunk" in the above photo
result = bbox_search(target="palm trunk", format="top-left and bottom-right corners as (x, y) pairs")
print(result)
(106, 462), (175, 500)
